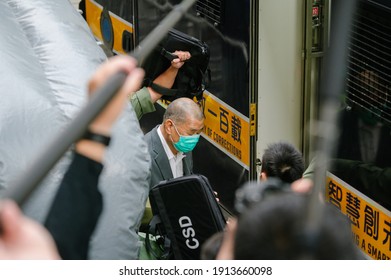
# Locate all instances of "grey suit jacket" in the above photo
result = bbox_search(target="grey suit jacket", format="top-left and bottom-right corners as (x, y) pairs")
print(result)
(144, 125), (193, 189)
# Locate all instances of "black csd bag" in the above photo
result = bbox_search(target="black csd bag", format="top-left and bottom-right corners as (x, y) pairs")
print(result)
(141, 29), (210, 102)
(145, 174), (226, 260)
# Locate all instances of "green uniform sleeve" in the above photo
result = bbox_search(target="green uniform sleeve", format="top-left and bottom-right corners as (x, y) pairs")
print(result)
(303, 156), (317, 179)
(129, 87), (156, 120)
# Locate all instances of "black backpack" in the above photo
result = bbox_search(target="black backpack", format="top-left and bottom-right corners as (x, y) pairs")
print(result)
(141, 29), (210, 102)
(145, 174), (228, 260)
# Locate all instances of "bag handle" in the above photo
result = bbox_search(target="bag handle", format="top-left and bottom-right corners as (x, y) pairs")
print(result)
(160, 47), (179, 61)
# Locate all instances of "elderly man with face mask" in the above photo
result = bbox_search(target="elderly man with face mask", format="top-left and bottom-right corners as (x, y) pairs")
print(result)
(145, 97), (204, 187)
(139, 98), (204, 231)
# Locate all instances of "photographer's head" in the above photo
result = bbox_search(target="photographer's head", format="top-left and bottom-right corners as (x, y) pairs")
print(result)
(216, 178), (291, 260)
(216, 178), (362, 260)
(234, 191), (361, 259)
(260, 142), (304, 183)
(234, 178), (291, 215)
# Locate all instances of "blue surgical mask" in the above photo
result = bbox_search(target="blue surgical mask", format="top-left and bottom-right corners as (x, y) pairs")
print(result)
(172, 122), (200, 153)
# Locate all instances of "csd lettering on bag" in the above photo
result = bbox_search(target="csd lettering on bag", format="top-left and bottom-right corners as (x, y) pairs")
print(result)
(178, 216), (199, 249)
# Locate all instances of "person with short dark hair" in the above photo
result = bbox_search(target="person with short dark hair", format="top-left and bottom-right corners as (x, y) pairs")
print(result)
(260, 142), (304, 183)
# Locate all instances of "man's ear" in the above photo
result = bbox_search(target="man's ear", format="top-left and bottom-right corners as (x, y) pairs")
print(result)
(163, 119), (173, 135)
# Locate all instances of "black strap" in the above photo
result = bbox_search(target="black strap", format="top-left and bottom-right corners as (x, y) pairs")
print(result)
(145, 215), (172, 260)
(149, 81), (181, 96)
(82, 130), (111, 146)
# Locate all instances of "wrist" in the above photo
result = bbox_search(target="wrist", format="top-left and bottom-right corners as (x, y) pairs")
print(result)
(82, 130), (111, 146)
(75, 140), (106, 163)
(75, 130), (112, 163)
(168, 65), (181, 71)
(88, 124), (111, 137)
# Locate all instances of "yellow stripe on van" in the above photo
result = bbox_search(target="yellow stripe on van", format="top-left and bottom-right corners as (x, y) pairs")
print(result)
(158, 92), (250, 168)
(85, 0), (133, 54)
(326, 172), (391, 260)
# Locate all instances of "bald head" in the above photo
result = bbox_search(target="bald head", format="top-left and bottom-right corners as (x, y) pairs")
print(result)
(163, 97), (204, 125)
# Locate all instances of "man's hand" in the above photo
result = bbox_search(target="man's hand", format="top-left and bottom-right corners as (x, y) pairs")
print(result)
(76, 55), (144, 162)
(88, 55), (145, 136)
(146, 50), (191, 102)
(170, 50), (191, 69)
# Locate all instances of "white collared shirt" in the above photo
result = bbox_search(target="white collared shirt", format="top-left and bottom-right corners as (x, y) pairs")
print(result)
(157, 125), (185, 178)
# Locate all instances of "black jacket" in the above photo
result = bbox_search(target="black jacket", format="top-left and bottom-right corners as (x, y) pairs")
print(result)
(44, 153), (103, 260)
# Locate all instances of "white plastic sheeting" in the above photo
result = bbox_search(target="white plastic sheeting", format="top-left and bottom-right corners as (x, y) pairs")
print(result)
(0, 0), (151, 259)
